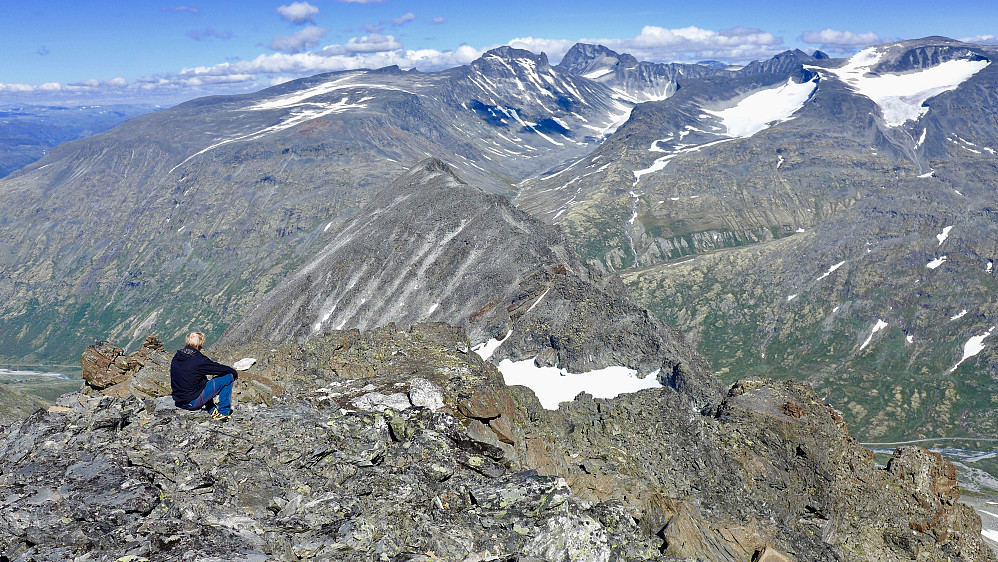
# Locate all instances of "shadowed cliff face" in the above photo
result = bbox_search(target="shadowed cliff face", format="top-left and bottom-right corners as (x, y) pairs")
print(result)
(1, 325), (993, 561)
(221, 158), (722, 410)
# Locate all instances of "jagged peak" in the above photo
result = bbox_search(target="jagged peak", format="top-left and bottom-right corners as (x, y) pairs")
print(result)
(478, 45), (551, 68)
(558, 43), (639, 72)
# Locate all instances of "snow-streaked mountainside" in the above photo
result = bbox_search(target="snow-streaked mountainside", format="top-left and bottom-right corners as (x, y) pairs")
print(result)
(0, 44), (679, 365)
(2, 36), (998, 450)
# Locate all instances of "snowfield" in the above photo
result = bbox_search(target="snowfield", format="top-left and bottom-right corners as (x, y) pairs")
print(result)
(703, 77), (818, 138)
(824, 47), (990, 127)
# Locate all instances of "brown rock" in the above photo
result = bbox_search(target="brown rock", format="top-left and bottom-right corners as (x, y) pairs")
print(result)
(143, 335), (166, 351)
(782, 401), (804, 418)
(457, 386), (513, 421)
(81, 341), (125, 389)
(752, 545), (791, 562)
(488, 415), (515, 444)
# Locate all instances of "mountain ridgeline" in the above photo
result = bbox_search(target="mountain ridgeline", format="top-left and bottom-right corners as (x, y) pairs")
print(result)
(1, 37), (997, 445)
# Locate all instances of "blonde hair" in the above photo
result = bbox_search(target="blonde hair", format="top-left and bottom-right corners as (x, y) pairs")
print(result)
(185, 331), (206, 350)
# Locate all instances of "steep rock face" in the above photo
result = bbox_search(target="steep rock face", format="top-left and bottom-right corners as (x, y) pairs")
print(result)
(221, 159), (721, 407)
(1, 326), (993, 561)
(556, 43), (721, 103)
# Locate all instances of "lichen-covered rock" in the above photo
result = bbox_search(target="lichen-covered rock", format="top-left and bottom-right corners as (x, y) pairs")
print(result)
(3, 325), (995, 561)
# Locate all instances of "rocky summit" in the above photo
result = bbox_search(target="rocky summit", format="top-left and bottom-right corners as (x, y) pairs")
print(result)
(1, 324), (994, 561)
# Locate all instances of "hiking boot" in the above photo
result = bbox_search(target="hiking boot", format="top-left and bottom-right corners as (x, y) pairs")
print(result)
(209, 407), (231, 422)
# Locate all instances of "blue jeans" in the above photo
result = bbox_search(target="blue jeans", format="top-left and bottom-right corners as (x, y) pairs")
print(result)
(183, 374), (234, 415)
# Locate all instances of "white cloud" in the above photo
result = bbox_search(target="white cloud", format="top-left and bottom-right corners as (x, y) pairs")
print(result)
(0, 83), (38, 93)
(507, 37), (577, 60)
(163, 6), (200, 13)
(317, 34), (402, 56)
(335, 0), (383, 3)
(269, 25), (328, 53)
(277, 2), (319, 25)
(604, 25), (784, 62)
(801, 28), (882, 53)
(960, 34), (998, 45)
(431, 17), (446, 24)
(179, 42), (481, 79)
(501, 26), (785, 65)
(508, 26), (787, 65)
(392, 12), (415, 26)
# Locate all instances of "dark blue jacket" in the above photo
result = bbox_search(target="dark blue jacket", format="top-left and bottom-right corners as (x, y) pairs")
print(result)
(170, 346), (237, 406)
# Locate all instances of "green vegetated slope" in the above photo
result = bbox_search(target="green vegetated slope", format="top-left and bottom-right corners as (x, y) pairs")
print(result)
(621, 170), (998, 443)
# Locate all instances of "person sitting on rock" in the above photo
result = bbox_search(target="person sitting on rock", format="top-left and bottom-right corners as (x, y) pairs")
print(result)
(170, 331), (237, 422)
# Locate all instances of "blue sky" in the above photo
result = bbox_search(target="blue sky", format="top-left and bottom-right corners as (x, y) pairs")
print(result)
(2, 0), (996, 105)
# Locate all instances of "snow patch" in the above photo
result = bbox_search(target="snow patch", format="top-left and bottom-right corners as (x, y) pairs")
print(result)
(906, 334), (914, 344)
(918, 170), (934, 178)
(702, 77), (818, 138)
(787, 294), (798, 302)
(823, 48), (990, 126)
(948, 326), (995, 373)
(927, 256), (948, 269)
(937, 225), (953, 246)
(582, 68), (613, 80)
(498, 358), (662, 410)
(323, 221), (334, 233)
(472, 330), (512, 360)
(988, 260), (994, 273)
(860, 319), (890, 351)
(950, 309), (968, 321)
(816, 260), (846, 281)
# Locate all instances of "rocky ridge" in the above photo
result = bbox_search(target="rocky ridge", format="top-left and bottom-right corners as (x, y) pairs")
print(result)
(1, 324), (994, 561)
(220, 158), (721, 410)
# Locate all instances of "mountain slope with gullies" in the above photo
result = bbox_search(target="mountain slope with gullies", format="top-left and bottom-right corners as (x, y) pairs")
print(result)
(221, 158), (721, 409)
(2, 324), (995, 561)
(604, 38), (998, 443)
(517, 38), (995, 271)
(0, 46), (641, 366)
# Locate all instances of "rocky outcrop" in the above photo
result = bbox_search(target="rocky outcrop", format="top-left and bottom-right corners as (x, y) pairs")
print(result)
(81, 335), (166, 391)
(1, 325), (992, 561)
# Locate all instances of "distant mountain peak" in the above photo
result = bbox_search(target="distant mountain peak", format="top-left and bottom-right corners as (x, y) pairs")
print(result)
(404, 157), (466, 185)
(480, 45), (551, 68)
(557, 43), (638, 74)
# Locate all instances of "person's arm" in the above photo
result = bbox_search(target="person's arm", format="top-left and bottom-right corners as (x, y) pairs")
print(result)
(201, 354), (238, 379)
